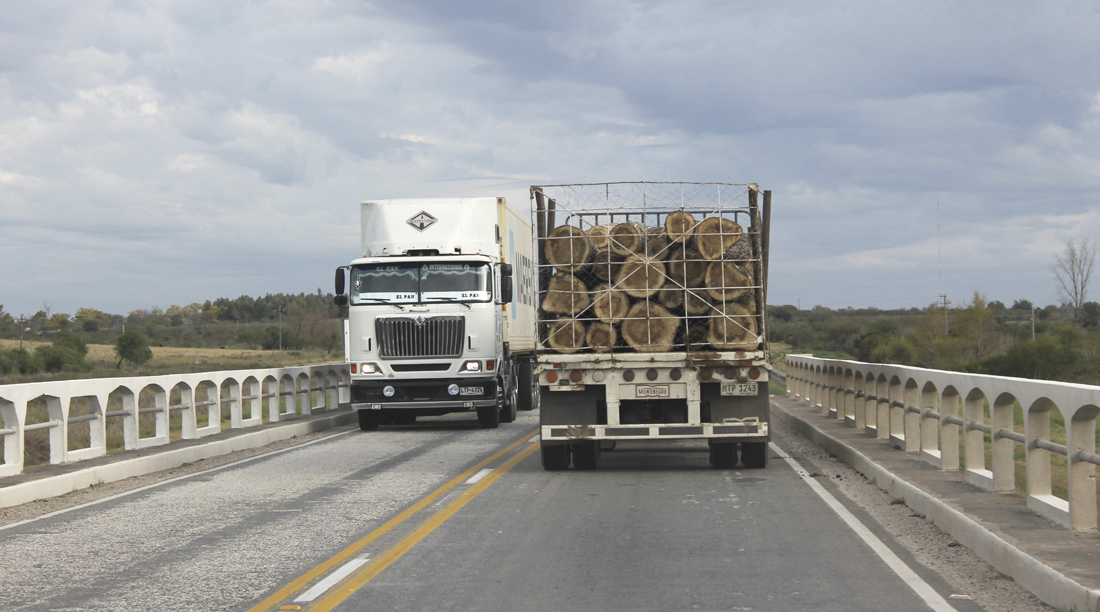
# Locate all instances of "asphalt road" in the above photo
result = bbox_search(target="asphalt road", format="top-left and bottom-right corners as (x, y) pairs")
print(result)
(0, 409), (1002, 612)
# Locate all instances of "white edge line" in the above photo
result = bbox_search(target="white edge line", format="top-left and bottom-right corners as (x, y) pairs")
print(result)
(527, 434), (541, 443)
(770, 441), (958, 612)
(0, 430), (356, 533)
(465, 468), (494, 485)
(294, 557), (370, 603)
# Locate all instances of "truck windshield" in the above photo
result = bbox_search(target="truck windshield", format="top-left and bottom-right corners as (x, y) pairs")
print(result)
(351, 262), (491, 305)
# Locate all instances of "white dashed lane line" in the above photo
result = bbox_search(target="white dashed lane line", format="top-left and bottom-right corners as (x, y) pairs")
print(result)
(293, 557), (371, 603)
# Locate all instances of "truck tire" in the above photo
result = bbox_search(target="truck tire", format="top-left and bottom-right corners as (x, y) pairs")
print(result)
(477, 405), (501, 429)
(357, 410), (380, 431)
(541, 444), (570, 470)
(517, 360), (536, 411)
(741, 441), (769, 469)
(500, 377), (517, 423)
(709, 442), (737, 468)
(572, 441), (601, 470)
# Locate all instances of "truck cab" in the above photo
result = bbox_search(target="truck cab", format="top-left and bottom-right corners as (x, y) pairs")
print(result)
(335, 197), (537, 430)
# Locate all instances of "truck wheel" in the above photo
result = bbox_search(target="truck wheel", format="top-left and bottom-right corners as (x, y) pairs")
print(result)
(517, 360), (535, 411)
(541, 444), (570, 470)
(500, 378), (518, 423)
(741, 441), (769, 469)
(709, 442), (737, 468)
(572, 441), (601, 470)
(477, 405), (501, 429)
(357, 410), (380, 431)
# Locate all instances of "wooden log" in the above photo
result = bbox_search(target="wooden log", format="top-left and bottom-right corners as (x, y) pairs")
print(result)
(707, 302), (759, 351)
(545, 224), (592, 272)
(547, 318), (587, 354)
(683, 289), (713, 315)
(665, 244), (707, 288)
(657, 287), (684, 311)
(586, 322), (617, 353)
(644, 226), (670, 258)
(541, 273), (591, 316)
(695, 217), (744, 260)
(664, 211), (697, 244)
(591, 283), (631, 324)
(685, 319), (710, 350)
(587, 225), (612, 252)
(704, 261), (752, 302)
(725, 235), (754, 262)
(591, 250), (625, 282)
(621, 301), (680, 353)
(615, 253), (667, 299)
(609, 222), (646, 256)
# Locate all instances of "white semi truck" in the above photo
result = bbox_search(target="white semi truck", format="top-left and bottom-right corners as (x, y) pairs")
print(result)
(531, 182), (772, 470)
(334, 197), (538, 430)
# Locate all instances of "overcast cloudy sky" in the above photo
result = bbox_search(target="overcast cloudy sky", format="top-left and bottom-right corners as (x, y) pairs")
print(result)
(2, 1), (1098, 318)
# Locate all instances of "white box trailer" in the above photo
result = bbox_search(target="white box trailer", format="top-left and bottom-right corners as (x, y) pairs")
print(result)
(531, 182), (773, 470)
(334, 197), (538, 430)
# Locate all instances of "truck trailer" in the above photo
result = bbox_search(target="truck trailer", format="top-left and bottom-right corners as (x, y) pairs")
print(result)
(334, 197), (538, 430)
(531, 182), (772, 470)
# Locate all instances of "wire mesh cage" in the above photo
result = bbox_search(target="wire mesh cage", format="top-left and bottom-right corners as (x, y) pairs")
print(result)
(530, 182), (766, 355)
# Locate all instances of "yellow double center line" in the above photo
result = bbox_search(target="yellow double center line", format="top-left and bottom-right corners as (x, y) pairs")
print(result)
(249, 428), (541, 612)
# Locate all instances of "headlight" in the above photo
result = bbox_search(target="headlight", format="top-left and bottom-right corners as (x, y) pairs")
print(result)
(360, 363), (380, 374)
(448, 384), (460, 396)
(461, 360), (481, 373)
(383, 386), (395, 397)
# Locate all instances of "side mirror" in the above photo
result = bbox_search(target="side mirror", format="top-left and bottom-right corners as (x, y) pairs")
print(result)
(501, 276), (514, 304)
(335, 267), (346, 295)
(334, 295), (349, 307)
(501, 263), (513, 278)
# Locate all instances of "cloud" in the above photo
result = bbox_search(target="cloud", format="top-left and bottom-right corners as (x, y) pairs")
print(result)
(0, 0), (1098, 317)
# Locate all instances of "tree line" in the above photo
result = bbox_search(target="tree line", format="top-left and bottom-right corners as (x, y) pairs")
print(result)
(770, 239), (1100, 385)
(0, 291), (341, 375)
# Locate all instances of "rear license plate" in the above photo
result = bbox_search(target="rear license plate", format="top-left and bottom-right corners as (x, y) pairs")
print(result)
(460, 387), (483, 396)
(720, 382), (758, 396)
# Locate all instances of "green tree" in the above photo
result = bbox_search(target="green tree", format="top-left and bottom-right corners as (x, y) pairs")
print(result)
(115, 330), (153, 368)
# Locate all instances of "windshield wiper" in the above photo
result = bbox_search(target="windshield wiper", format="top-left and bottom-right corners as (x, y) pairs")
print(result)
(356, 297), (406, 311)
(427, 296), (472, 310)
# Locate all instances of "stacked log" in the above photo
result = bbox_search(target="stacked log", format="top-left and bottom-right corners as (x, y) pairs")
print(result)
(539, 215), (761, 354)
(591, 283), (630, 324)
(546, 225), (592, 272)
(621, 301), (679, 353)
(547, 318), (586, 353)
(615, 254), (667, 298)
(542, 273), (590, 316)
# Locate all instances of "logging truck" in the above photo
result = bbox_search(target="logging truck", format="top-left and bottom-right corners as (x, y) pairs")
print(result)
(333, 197), (538, 430)
(532, 182), (772, 470)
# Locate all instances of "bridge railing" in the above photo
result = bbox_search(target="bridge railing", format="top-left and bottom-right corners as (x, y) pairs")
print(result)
(0, 364), (351, 479)
(783, 355), (1099, 531)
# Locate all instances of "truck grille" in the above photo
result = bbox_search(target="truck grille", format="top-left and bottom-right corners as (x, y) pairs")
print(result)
(376, 316), (465, 359)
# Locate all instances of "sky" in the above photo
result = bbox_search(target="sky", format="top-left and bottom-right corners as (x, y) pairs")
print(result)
(1, 0), (1099, 318)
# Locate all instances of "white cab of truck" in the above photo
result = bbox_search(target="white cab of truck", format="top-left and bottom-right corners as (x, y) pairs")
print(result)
(334, 197), (538, 431)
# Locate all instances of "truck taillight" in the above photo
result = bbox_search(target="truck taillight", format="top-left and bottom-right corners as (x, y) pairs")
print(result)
(546, 371), (559, 383)
(569, 370), (582, 383)
(748, 367), (761, 380)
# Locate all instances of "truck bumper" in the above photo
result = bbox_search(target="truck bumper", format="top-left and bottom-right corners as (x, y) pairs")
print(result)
(541, 421), (768, 443)
(350, 377), (500, 413)
(352, 399), (498, 411)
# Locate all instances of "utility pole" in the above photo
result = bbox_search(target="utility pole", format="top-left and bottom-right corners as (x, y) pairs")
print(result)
(18, 315), (27, 350)
(278, 306), (283, 352)
(1031, 306), (1036, 340)
(940, 294), (949, 334)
